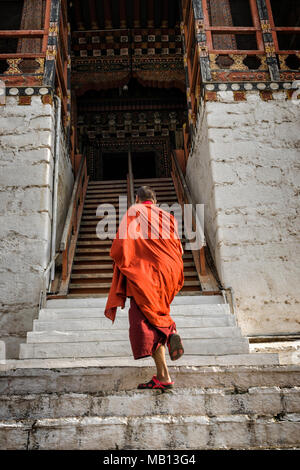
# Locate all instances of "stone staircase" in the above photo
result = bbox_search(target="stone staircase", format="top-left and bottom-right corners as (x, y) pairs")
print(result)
(1, 363), (300, 449)
(4, 295), (300, 450)
(6, 177), (299, 450)
(20, 295), (267, 362)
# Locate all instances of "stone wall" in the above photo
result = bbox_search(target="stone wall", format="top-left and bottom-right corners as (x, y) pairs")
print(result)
(186, 90), (300, 337)
(0, 96), (73, 358)
(56, 126), (74, 252)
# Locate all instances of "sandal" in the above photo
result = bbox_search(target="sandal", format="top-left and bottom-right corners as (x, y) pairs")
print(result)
(168, 333), (184, 361)
(137, 375), (174, 390)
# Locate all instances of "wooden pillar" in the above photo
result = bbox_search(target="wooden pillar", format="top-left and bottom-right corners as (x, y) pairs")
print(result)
(147, 0), (155, 28)
(192, 0), (212, 82)
(120, 0), (127, 29)
(43, 0), (61, 87)
(256, 0), (280, 81)
(103, 0), (112, 29)
(200, 247), (206, 275)
(42, 0), (52, 53)
(74, 0), (84, 31)
(162, 0), (169, 28)
(133, 0), (141, 28)
(88, 0), (99, 30)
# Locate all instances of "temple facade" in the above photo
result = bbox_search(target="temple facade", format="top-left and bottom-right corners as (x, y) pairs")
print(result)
(0, 0), (299, 359)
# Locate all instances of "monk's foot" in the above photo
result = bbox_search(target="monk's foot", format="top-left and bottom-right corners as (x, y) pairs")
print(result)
(168, 333), (184, 361)
(137, 375), (174, 390)
(157, 375), (172, 384)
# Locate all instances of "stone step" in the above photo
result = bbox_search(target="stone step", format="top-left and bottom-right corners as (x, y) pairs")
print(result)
(19, 337), (249, 359)
(1, 355), (281, 375)
(2, 386), (299, 422)
(46, 295), (225, 308)
(2, 413), (299, 450)
(39, 304), (231, 320)
(27, 327), (242, 344)
(4, 363), (297, 398)
(33, 316), (236, 332)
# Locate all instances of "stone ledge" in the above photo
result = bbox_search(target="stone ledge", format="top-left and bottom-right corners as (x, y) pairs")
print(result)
(0, 353), (279, 371)
(0, 364), (299, 395)
(1, 414), (299, 450)
(1, 386), (299, 421)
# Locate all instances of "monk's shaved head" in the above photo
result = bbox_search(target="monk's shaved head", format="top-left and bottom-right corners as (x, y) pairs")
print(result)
(136, 186), (157, 203)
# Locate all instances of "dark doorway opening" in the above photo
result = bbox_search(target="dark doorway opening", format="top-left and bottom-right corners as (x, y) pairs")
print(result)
(132, 152), (156, 179)
(102, 151), (157, 181)
(102, 153), (128, 181)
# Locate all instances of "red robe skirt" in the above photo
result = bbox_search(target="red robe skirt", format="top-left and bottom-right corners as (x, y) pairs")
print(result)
(129, 297), (177, 360)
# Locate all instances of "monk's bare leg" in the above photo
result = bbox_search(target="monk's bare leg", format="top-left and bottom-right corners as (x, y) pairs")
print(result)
(152, 345), (171, 383)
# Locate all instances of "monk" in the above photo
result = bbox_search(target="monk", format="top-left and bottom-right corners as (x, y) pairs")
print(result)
(105, 186), (184, 390)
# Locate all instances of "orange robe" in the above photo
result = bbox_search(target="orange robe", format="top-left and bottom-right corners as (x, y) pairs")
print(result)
(105, 202), (184, 327)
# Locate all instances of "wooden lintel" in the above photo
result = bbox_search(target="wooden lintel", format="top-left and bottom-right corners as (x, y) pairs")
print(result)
(0, 30), (45, 37)
(0, 53), (45, 59)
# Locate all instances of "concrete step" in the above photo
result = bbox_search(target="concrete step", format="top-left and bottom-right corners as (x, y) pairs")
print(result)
(33, 316), (237, 332)
(2, 412), (299, 449)
(19, 337), (249, 359)
(3, 363), (297, 396)
(27, 327), (242, 344)
(46, 295), (225, 309)
(0, 354), (281, 373)
(1, 386), (299, 422)
(39, 304), (231, 320)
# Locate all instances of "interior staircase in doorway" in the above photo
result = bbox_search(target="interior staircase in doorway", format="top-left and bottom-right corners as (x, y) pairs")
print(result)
(68, 177), (204, 298)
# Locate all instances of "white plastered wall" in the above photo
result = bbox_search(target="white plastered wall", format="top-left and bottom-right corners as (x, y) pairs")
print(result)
(0, 96), (73, 358)
(186, 90), (300, 336)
